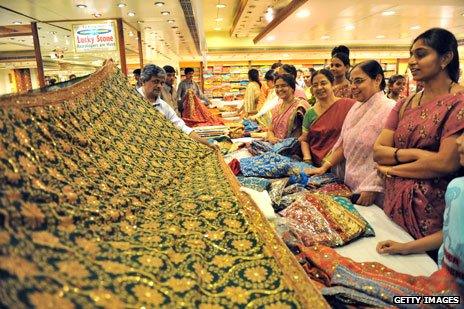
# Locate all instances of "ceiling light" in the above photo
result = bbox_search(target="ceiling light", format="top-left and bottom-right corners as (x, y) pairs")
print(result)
(167, 19), (175, 23)
(216, 3), (226, 9)
(171, 26), (178, 29)
(381, 10), (395, 16)
(53, 36), (58, 43)
(214, 27), (222, 31)
(117, 3), (126, 8)
(214, 17), (223, 22)
(128, 11), (135, 17)
(155, 1), (165, 6)
(129, 31), (134, 36)
(266, 35), (275, 41)
(296, 10), (310, 18)
(376, 35), (386, 39)
(49, 31), (57, 34)
(93, 13), (102, 17)
(12, 21), (22, 25)
(344, 24), (355, 31)
(321, 35), (330, 39)
(137, 20), (144, 24)
(76, 4), (87, 8)
(161, 11), (170, 15)
(144, 26), (152, 29)
(410, 25), (421, 30)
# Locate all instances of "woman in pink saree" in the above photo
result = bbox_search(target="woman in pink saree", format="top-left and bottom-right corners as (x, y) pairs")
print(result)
(267, 74), (310, 142)
(374, 28), (464, 241)
(306, 60), (395, 206)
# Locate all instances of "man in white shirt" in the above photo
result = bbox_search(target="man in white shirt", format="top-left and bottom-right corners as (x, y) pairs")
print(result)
(137, 64), (216, 149)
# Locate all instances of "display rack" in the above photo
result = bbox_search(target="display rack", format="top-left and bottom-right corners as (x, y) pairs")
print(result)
(203, 65), (249, 101)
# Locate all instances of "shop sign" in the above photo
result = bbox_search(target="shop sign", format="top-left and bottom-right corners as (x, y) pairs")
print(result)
(72, 21), (117, 53)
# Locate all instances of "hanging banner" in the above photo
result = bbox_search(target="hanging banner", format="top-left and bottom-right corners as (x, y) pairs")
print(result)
(72, 21), (117, 53)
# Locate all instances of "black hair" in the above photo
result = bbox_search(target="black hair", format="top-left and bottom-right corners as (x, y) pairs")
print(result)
(163, 65), (176, 74)
(311, 69), (335, 85)
(275, 74), (296, 91)
(308, 68), (316, 76)
(331, 45), (350, 58)
(281, 64), (297, 79)
(413, 27), (460, 83)
(353, 60), (386, 91)
(388, 74), (405, 86)
(332, 52), (350, 67)
(248, 69), (261, 88)
(271, 62), (283, 70)
(184, 67), (194, 75)
(264, 69), (277, 81)
(133, 68), (141, 75)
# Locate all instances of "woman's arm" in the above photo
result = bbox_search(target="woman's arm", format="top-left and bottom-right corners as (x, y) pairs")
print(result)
(378, 135), (462, 179)
(299, 132), (312, 162)
(305, 145), (344, 175)
(377, 230), (443, 255)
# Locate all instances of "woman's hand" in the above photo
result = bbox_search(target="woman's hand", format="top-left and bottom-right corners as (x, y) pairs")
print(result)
(355, 191), (377, 206)
(304, 166), (327, 176)
(267, 136), (280, 144)
(376, 240), (410, 255)
(377, 165), (393, 178)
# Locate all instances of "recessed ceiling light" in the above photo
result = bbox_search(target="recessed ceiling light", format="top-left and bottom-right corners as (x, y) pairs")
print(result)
(321, 35), (330, 39)
(216, 3), (226, 8)
(381, 10), (395, 16)
(161, 11), (170, 15)
(93, 13), (102, 17)
(167, 19), (175, 23)
(214, 17), (223, 22)
(129, 32), (134, 36)
(410, 25), (421, 30)
(266, 35), (275, 41)
(137, 20), (144, 24)
(117, 3), (126, 8)
(154, 1), (165, 6)
(296, 10), (310, 18)
(12, 21), (22, 25)
(76, 4), (87, 8)
(144, 26), (152, 29)
(49, 31), (57, 34)
(214, 27), (222, 31)
(128, 11), (135, 16)
(376, 35), (386, 39)
(344, 24), (355, 31)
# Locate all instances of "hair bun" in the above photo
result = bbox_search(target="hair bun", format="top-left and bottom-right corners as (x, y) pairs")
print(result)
(331, 45), (350, 58)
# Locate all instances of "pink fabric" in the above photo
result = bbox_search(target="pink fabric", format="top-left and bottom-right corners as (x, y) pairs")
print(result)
(295, 86), (308, 100)
(384, 93), (464, 239)
(333, 91), (395, 194)
(272, 98), (310, 139)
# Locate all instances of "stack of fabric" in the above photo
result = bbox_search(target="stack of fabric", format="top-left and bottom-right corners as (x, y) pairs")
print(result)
(192, 125), (230, 138)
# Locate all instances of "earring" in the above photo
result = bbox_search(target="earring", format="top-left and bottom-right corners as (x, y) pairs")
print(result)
(441, 64), (445, 70)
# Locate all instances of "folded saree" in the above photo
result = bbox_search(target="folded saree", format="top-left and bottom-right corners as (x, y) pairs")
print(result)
(0, 61), (327, 308)
(181, 89), (224, 127)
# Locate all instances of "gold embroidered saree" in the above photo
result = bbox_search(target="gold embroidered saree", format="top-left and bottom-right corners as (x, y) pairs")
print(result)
(0, 61), (327, 308)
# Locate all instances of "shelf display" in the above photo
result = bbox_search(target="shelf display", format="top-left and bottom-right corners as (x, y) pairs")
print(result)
(203, 65), (249, 101)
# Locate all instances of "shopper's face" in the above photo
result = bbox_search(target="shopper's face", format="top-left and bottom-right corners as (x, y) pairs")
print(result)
(266, 79), (275, 88)
(303, 73), (312, 87)
(330, 57), (347, 78)
(143, 75), (165, 99)
(165, 72), (176, 86)
(275, 78), (294, 100)
(185, 72), (194, 80)
(390, 78), (406, 95)
(457, 134), (464, 166)
(408, 39), (442, 82)
(350, 67), (380, 102)
(311, 73), (333, 100)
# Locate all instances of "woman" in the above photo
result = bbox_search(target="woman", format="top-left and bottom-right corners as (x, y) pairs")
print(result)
(330, 50), (352, 98)
(306, 60), (395, 206)
(387, 74), (406, 101)
(241, 69), (261, 116)
(374, 28), (464, 242)
(277, 64), (307, 99)
(299, 69), (355, 166)
(267, 74), (310, 143)
(303, 68), (316, 104)
(250, 69), (278, 127)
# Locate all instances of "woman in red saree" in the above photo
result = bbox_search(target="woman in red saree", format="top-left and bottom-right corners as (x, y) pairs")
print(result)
(374, 28), (464, 241)
(267, 74), (310, 143)
(299, 69), (355, 166)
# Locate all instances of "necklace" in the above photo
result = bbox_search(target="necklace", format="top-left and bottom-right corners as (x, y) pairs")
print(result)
(417, 81), (455, 106)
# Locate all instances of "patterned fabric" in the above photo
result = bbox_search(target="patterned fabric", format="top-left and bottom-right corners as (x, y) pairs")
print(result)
(242, 119), (259, 132)
(228, 158), (241, 175)
(333, 82), (352, 99)
(243, 81), (261, 114)
(333, 91), (395, 195)
(438, 177), (464, 287)
(0, 62), (327, 308)
(253, 90), (278, 128)
(268, 178), (289, 206)
(239, 152), (311, 178)
(248, 138), (298, 157)
(279, 193), (367, 247)
(316, 183), (352, 198)
(297, 245), (463, 307)
(384, 93), (464, 239)
(237, 176), (271, 192)
(208, 135), (233, 154)
(271, 98), (310, 139)
(181, 90), (224, 127)
(333, 197), (375, 237)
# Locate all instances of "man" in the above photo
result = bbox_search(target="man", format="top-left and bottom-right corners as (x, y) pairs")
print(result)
(296, 69), (305, 88)
(137, 64), (216, 149)
(177, 67), (210, 111)
(160, 65), (180, 116)
(133, 68), (142, 88)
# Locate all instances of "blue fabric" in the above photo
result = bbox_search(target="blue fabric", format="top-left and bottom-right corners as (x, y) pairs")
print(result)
(239, 152), (314, 178)
(438, 177), (464, 287)
(289, 172), (339, 187)
(242, 119), (259, 132)
(333, 196), (375, 237)
(248, 138), (298, 156)
(237, 176), (271, 192)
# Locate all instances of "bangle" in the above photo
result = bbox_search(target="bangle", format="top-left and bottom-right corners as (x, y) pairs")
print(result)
(394, 148), (400, 164)
(385, 167), (393, 178)
(323, 158), (333, 167)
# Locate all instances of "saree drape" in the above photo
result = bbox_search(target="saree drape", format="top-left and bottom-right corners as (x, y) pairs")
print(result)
(181, 89), (224, 127)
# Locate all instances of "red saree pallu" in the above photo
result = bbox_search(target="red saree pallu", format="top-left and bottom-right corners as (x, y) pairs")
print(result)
(384, 93), (464, 239)
(307, 98), (355, 166)
(181, 90), (224, 127)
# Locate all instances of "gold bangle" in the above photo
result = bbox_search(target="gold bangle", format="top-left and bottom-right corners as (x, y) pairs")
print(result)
(323, 158), (333, 167)
(385, 167), (393, 178)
